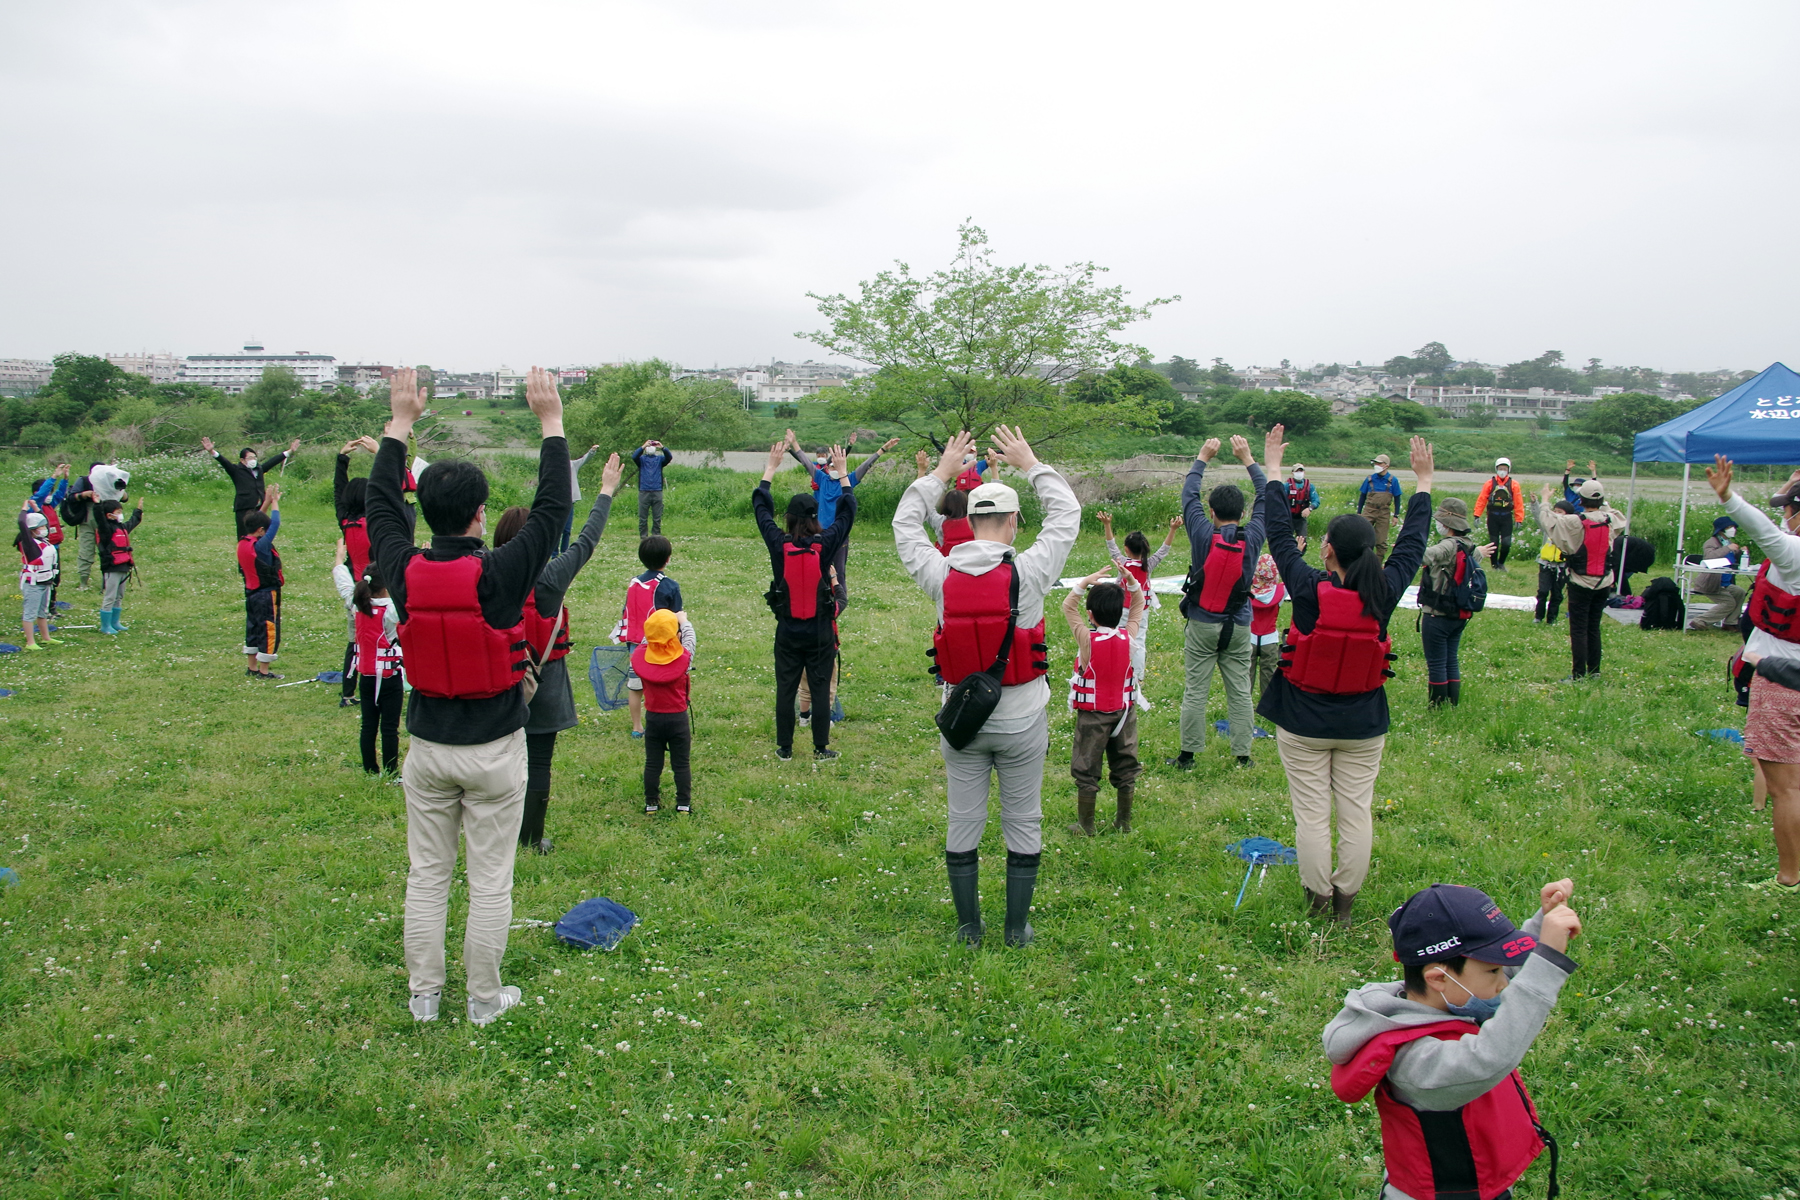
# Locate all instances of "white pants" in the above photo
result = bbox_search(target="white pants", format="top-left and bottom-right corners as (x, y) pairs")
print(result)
(1130, 609), (1150, 680)
(402, 729), (527, 1005)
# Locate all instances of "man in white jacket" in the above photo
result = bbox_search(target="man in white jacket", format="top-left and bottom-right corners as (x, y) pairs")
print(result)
(894, 427), (1081, 946)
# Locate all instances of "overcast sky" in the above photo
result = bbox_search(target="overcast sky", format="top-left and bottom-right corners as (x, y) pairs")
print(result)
(3, 1), (1794, 373)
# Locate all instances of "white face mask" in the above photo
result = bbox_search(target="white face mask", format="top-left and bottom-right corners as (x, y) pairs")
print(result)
(1435, 521), (1452, 538)
(244, 458), (258, 471)
(1496, 469), (1508, 478)
(1293, 471), (1305, 480)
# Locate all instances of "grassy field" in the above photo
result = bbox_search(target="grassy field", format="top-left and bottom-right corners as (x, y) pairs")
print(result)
(2, 452), (1797, 1199)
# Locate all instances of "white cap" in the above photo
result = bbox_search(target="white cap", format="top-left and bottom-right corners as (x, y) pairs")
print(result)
(1292, 464), (1307, 472)
(1495, 456), (1511, 469)
(1576, 478), (1605, 501)
(967, 481), (1020, 515)
(24, 512), (47, 528)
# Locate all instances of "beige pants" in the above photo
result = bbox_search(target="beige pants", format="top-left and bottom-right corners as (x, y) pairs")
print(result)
(1276, 727), (1386, 896)
(402, 729), (527, 1005)
(797, 657), (839, 712)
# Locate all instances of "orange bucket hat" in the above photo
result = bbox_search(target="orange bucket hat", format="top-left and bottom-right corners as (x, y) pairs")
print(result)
(643, 610), (684, 665)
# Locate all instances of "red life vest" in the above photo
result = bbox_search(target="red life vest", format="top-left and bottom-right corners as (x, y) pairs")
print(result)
(1332, 1020), (1550, 1200)
(354, 606), (403, 679)
(1069, 626), (1134, 712)
(930, 562), (1049, 687)
(938, 517), (974, 556)
(621, 573), (664, 643)
(1287, 478), (1312, 517)
(341, 517), (371, 579)
(19, 539), (56, 586)
(1188, 530), (1249, 615)
(40, 507), (63, 546)
(1251, 579), (1286, 637)
(1280, 581), (1394, 695)
(630, 645), (692, 713)
(236, 533), (284, 592)
(396, 554), (528, 699)
(1568, 517), (1615, 579)
(1117, 556), (1152, 596)
(955, 466), (983, 491)
(779, 543), (826, 621)
(1747, 561), (1800, 643)
(521, 589), (573, 663)
(101, 521), (134, 569)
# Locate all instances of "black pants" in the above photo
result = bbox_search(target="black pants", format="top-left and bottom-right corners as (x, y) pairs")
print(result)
(1535, 564), (1566, 623)
(1566, 583), (1609, 678)
(359, 673), (403, 774)
(1420, 613), (1466, 686)
(526, 730), (558, 793)
(774, 628), (835, 752)
(1486, 511), (1515, 567)
(244, 588), (281, 657)
(830, 539), (851, 607)
(341, 640), (358, 698)
(234, 507), (256, 537)
(644, 710), (692, 806)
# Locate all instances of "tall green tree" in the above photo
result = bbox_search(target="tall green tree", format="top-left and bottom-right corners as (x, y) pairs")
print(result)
(801, 223), (1176, 445)
(562, 359), (749, 458)
(1390, 399), (1435, 431)
(1248, 390), (1332, 435)
(1500, 350), (1586, 394)
(1384, 341), (1454, 381)
(1350, 396), (1394, 428)
(242, 366), (306, 435)
(1165, 356), (1203, 387)
(40, 354), (128, 427)
(1569, 392), (1686, 452)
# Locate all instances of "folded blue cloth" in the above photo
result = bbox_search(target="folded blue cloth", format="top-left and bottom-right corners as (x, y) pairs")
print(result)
(1215, 719), (1274, 739)
(554, 897), (639, 951)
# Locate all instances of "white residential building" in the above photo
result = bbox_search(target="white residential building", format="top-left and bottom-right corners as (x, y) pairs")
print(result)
(106, 351), (179, 384)
(0, 359), (52, 395)
(337, 363), (394, 392)
(181, 345), (338, 394)
(759, 375), (846, 404)
(494, 366), (528, 396)
(1397, 384), (1582, 421)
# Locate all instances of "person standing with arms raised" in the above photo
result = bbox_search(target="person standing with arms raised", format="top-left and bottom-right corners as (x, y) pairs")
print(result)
(1258, 426), (1435, 927)
(894, 428), (1080, 947)
(1169, 435), (1268, 770)
(367, 365), (570, 1027)
(1531, 476), (1626, 681)
(202, 436), (301, 536)
(632, 439), (674, 538)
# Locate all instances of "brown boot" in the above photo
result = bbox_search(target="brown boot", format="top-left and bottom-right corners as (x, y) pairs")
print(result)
(1306, 888), (1332, 917)
(1112, 785), (1134, 833)
(1332, 887), (1356, 928)
(1067, 790), (1097, 837)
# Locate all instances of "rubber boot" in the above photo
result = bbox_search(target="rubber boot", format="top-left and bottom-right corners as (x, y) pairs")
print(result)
(1067, 790), (1097, 837)
(1306, 888), (1332, 917)
(519, 789), (552, 854)
(1446, 681), (1461, 707)
(945, 849), (983, 945)
(1332, 887), (1356, 928)
(99, 609), (117, 635)
(1427, 683), (1447, 709)
(1112, 785), (1134, 833)
(1004, 850), (1039, 947)
(112, 609), (128, 632)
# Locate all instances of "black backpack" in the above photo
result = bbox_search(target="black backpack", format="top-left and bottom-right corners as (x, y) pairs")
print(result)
(1638, 576), (1685, 631)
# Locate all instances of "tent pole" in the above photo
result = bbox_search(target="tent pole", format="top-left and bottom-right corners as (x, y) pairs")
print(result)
(1675, 463), (1691, 577)
(1625, 461), (1639, 532)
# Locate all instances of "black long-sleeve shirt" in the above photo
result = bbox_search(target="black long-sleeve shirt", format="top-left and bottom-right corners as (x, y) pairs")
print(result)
(212, 451), (290, 513)
(752, 481), (855, 640)
(96, 506), (142, 573)
(367, 434), (571, 745)
(1254, 483), (1432, 740)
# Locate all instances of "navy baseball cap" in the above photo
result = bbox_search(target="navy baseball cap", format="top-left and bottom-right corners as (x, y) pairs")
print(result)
(1388, 884), (1537, 965)
(786, 493), (818, 521)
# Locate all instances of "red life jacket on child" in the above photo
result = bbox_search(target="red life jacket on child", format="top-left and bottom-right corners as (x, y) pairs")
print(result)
(1117, 556), (1152, 596)
(630, 645), (692, 713)
(40, 507), (63, 546)
(955, 466), (983, 491)
(354, 606), (403, 679)
(1069, 626), (1135, 712)
(938, 517), (974, 556)
(1251, 580), (1286, 637)
(1567, 517), (1616, 580)
(396, 554), (528, 699)
(1280, 581), (1394, 695)
(1185, 530), (1249, 616)
(521, 589), (573, 663)
(101, 520), (133, 569)
(774, 543), (827, 621)
(930, 561), (1049, 687)
(1332, 1020), (1552, 1200)
(621, 573), (663, 643)
(341, 517), (371, 579)
(1747, 561), (1800, 642)
(236, 533), (284, 592)
(19, 538), (56, 585)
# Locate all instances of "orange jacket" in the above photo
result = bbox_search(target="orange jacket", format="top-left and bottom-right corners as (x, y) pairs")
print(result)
(1474, 476), (1524, 518)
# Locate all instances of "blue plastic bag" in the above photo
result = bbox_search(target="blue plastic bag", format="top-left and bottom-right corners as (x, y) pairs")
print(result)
(1215, 719), (1274, 740)
(1226, 836), (1297, 909)
(589, 644), (632, 712)
(1696, 728), (1745, 744)
(554, 897), (639, 950)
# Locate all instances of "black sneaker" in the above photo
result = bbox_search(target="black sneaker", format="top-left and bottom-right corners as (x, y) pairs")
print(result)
(339, 697), (356, 708)
(259, 672), (284, 681)
(1166, 754), (1195, 770)
(1235, 755), (1252, 767)
(814, 748), (840, 761)
(534, 838), (555, 855)
(675, 802), (691, 814)
(797, 711), (811, 723)
(775, 746), (793, 760)
(644, 801), (660, 814)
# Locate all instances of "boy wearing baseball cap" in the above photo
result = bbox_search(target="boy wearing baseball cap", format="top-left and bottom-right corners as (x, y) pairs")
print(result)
(1324, 880), (1582, 1200)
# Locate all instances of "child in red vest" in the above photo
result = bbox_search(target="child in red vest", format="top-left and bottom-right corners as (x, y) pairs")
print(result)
(616, 535), (684, 738)
(1324, 880), (1582, 1200)
(236, 489), (285, 679)
(1061, 567), (1145, 835)
(1248, 551), (1285, 700)
(1100, 510), (1180, 710)
(631, 608), (695, 814)
(334, 539), (405, 776)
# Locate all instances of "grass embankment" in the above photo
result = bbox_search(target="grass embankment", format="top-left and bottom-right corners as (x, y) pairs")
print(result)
(1, 454), (1796, 1198)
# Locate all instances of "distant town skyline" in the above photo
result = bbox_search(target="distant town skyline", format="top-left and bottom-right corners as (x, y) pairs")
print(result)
(2, 3), (1794, 371)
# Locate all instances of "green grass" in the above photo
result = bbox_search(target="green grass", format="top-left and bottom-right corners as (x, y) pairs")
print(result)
(2, 456), (1797, 1198)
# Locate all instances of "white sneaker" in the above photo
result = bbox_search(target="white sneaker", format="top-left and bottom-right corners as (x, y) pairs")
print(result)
(468, 985), (522, 1026)
(409, 992), (441, 1022)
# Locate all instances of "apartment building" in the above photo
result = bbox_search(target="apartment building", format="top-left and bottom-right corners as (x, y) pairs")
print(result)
(181, 344), (338, 394)
(106, 351), (179, 384)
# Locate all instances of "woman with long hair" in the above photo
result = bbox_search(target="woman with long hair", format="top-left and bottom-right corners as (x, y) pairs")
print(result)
(1257, 427), (1435, 927)
(490, 453), (623, 853)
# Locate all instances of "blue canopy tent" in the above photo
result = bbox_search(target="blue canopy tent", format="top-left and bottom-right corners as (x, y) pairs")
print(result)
(1628, 362), (1800, 571)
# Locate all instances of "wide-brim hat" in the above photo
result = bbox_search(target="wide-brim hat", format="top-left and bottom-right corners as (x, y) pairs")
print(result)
(643, 610), (683, 665)
(23, 512), (47, 528)
(1434, 497), (1470, 532)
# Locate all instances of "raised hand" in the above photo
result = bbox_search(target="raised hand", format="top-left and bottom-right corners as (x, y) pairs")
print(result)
(264, 484), (280, 509)
(599, 452), (624, 496)
(1262, 426), (1289, 477)
(830, 445), (849, 477)
(1540, 903), (1582, 954)
(524, 366), (564, 436)
(388, 368), (426, 433)
(934, 431), (976, 483)
(1409, 435), (1435, 492)
(881, 437), (901, 452)
(1198, 437), (1221, 463)
(341, 439), (360, 455)
(1096, 510), (1113, 527)
(357, 435), (380, 454)
(1566, 459), (1575, 473)
(1705, 454), (1733, 503)
(1170, 515), (1184, 531)
(1588, 460), (1598, 477)
(335, 538), (346, 566)
(288, 438), (302, 455)
(1540, 878), (1575, 912)
(1230, 434), (1253, 465)
(201, 436), (215, 454)
(990, 425), (1040, 473)
(915, 449), (931, 477)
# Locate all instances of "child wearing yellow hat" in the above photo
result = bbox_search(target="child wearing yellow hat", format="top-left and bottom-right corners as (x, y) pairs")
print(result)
(630, 608), (696, 814)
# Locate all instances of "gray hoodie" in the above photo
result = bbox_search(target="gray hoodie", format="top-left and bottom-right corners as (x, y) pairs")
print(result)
(1320, 908), (1577, 1200)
